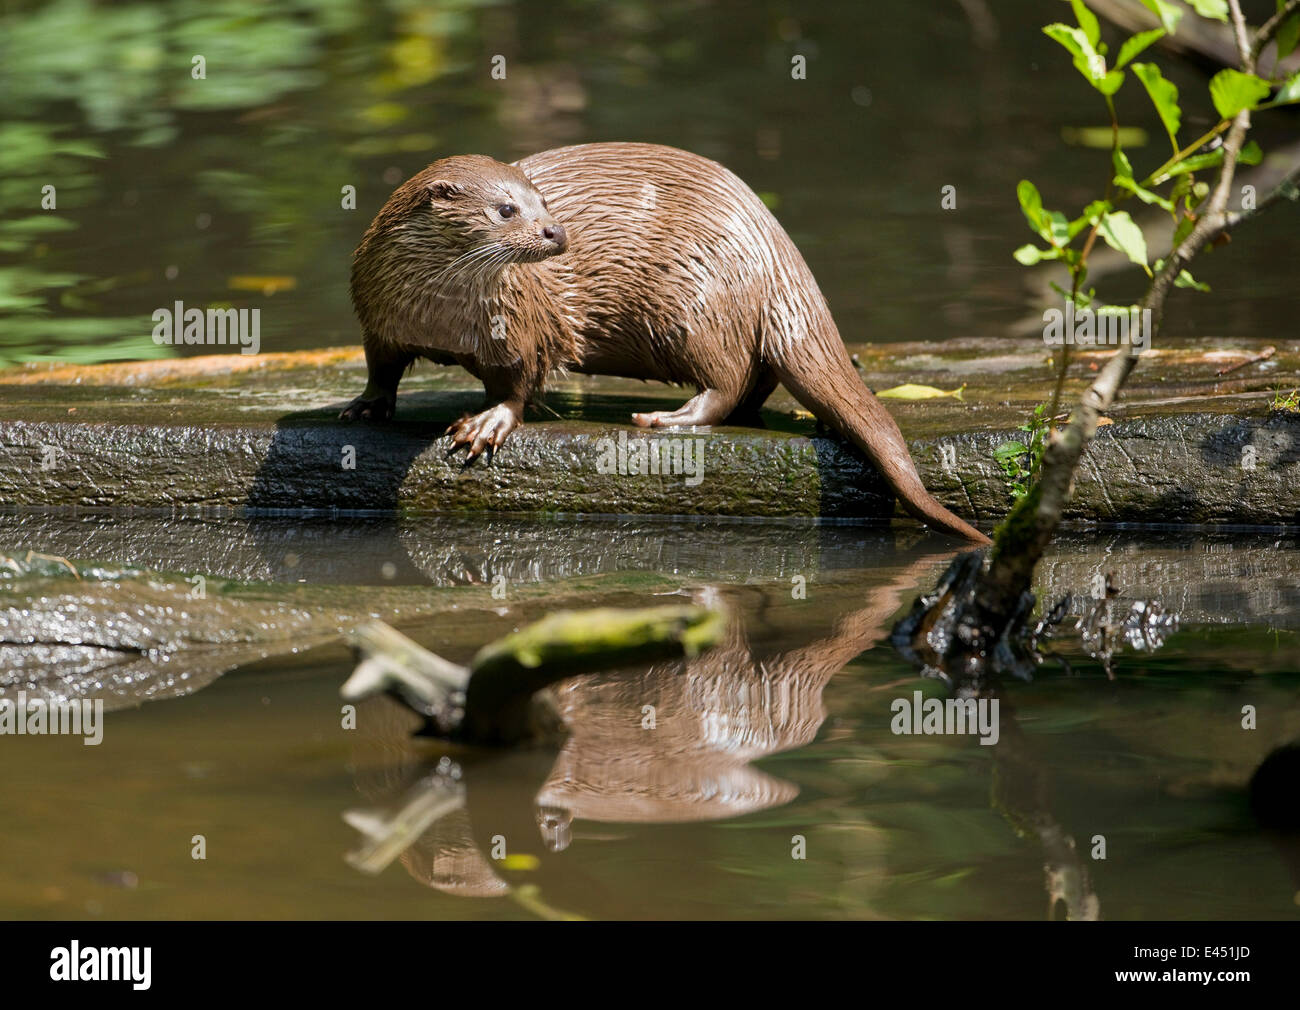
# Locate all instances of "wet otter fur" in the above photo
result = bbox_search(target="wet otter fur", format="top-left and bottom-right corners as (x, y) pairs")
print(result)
(343, 142), (988, 543)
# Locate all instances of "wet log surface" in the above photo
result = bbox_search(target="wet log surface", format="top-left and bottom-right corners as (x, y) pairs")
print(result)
(1, 339), (1297, 525)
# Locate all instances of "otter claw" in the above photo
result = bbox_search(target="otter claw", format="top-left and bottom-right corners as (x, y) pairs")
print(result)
(444, 404), (521, 464)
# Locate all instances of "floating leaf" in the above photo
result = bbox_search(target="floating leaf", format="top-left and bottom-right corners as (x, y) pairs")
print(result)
(1209, 69), (1272, 118)
(1061, 126), (1150, 148)
(1098, 210), (1150, 274)
(228, 275), (297, 294)
(1132, 63), (1182, 149)
(877, 383), (966, 400)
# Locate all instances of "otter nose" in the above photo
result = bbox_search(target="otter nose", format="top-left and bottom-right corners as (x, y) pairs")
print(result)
(542, 222), (568, 251)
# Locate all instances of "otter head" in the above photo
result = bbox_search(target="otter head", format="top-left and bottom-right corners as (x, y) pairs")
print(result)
(407, 155), (568, 270)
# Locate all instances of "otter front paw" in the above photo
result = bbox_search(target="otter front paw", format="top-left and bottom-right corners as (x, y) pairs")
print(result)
(445, 403), (522, 463)
(339, 393), (395, 422)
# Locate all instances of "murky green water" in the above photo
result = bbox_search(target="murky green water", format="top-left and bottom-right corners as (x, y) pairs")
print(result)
(2, 0), (1297, 367)
(1, 515), (1297, 920)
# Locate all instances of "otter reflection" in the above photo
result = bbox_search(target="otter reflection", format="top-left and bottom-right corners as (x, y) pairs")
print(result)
(345, 565), (934, 898)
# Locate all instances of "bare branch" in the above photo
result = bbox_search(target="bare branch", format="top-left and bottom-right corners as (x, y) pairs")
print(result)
(1228, 0), (1252, 67)
(1254, 0), (1300, 66)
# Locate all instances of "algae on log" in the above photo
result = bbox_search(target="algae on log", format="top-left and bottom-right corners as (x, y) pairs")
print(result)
(342, 605), (726, 746)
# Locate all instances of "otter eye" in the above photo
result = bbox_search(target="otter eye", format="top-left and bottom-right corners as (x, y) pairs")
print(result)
(498, 203), (518, 219)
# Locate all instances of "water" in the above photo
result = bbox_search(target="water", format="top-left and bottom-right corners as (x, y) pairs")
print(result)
(2, 0), (1297, 366)
(1, 515), (1297, 920)
(2, 0), (1298, 921)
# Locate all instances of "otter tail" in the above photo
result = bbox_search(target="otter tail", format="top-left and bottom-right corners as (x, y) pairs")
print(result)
(768, 337), (990, 544)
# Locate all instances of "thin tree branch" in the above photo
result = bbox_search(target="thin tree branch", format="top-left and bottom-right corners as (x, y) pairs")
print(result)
(973, 1), (1268, 624)
(1228, 0), (1252, 67)
(1253, 0), (1300, 66)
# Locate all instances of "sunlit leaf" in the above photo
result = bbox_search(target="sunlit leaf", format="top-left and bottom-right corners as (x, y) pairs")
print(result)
(1276, 71), (1300, 104)
(1068, 199), (1111, 239)
(1071, 0), (1101, 46)
(877, 383), (966, 400)
(1013, 244), (1059, 265)
(1098, 210), (1150, 274)
(1043, 22), (1121, 93)
(1175, 269), (1211, 291)
(1132, 63), (1182, 149)
(1017, 179), (1051, 241)
(1140, 0), (1184, 34)
(1155, 139), (1262, 182)
(1185, 0), (1228, 22)
(1209, 69), (1272, 118)
(1116, 28), (1166, 68)
(1112, 152), (1175, 209)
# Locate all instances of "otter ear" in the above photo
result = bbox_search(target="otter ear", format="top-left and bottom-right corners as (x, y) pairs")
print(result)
(427, 179), (465, 202)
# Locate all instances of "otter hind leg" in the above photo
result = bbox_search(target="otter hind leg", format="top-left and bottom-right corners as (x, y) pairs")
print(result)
(724, 370), (779, 426)
(632, 389), (739, 429)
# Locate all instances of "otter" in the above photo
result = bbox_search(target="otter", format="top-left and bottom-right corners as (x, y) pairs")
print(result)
(343, 142), (988, 543)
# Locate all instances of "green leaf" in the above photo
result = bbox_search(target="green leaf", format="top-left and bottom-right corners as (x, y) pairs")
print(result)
(1185, 0), (1228, 22)
(1140, 0), (1183, 33)
(1112, 151), (1173, 209)
(1013, 244), (1058, 265)
(1114, 175), (1176, 211)
(1116, 28), (1166, 68)
(1132, 63), (1182, 149)
(1043, 22), (1122, 93)
(1017, 180), (1067, 244)
(1017, 179), (1045, 237)
(1068, 198), (1111, 239)
(1174, 269), (1211, 291)
(1276, 71), (1300, 104)
(1155, 139), (1262, 182)
(1152, 259), (1211, 291)
(1278, 14), (1300, 61)
(1098, 210), (1150, 274)
(1045, 209), (1070, 245)
(1071, 0), (1101, 46)
(994, 442), (1029, 465)
(1209, 69), (1272, 118)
